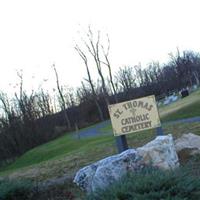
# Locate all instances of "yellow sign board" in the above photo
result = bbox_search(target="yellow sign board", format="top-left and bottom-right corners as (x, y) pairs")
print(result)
(108, 95), (161, 136)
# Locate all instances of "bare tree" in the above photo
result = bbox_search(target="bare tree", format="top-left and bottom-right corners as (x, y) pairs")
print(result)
(169, 49), (200, 88)
(116, 66), (136, 95)
(75, 45), (104, 121)
(82, 27), (128, 152)
(83, 27), (110, 106)
(36, 89), (53, 118)
(52, 64), (71, 130)
(76, 81), (92, 103)
(101, 35), (118, 102)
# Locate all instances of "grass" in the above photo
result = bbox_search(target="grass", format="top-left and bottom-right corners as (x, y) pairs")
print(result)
(0, 89), (200, 174)
(87, 165), (200, 200)
(159, 89), (200, 121)
(0, 134), (115, 177)
(1, 121), (200, 181)
(0, 88), (199, 199)
(100, 88), (200, 134)
(0, 179), (33, 200)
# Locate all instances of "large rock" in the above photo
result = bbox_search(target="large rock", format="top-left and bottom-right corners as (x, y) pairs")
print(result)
(73, 134), (179, 193)
(74, 149), (144, 193)
(138, 134), (179, 170)
(175, 133), (200, 155)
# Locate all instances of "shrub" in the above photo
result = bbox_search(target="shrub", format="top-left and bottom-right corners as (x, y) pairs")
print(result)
(0, 179), (34, 200)
(87, 167), (200, 200)
(30, 181), (77, 200)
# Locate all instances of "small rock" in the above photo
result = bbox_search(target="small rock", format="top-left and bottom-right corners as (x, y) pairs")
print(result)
(175, 133), (200, 155)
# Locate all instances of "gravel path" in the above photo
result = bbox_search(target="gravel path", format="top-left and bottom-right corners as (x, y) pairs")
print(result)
(74, 120), (111, 139)
(74, 116), (200, 139)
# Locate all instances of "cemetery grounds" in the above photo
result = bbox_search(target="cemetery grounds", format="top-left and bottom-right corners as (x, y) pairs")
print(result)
(0, 88), (200, 199)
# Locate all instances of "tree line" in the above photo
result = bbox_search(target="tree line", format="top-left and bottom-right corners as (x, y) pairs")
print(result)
(0, 29), (200, 165)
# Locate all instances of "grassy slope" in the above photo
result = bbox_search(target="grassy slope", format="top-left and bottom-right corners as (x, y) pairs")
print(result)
(100, 89), (200, 133)
(0, 89), (200, 180)
(160, 89), (200, 121)
(0, 134), (115, 179)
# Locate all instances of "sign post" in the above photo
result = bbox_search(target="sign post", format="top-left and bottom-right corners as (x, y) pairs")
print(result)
(116, 135), (128, 153)
(156, 126), (164, 136)
(108, 95), (161, 152)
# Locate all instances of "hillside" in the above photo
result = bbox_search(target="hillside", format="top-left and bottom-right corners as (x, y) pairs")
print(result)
(0, 88), (200, 199)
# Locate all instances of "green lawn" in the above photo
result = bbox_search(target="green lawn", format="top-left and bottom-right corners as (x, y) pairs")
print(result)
(0, 88), (200, 181)
(159, 89), (200, 121)
(0, 134), (114, 177)
(101, 89), (200, 133)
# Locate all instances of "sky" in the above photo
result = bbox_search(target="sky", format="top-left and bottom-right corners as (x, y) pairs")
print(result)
(0, 0), (200, 95)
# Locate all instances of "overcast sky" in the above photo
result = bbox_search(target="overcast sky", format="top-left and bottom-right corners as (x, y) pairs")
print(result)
(0, 0), (200, 94)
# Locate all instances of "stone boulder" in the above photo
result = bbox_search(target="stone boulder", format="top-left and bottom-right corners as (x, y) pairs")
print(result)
(175, 133), (200, 157)
(73, 134), (179, 193)
(73, 149), (143, 193)
(138, 134), (179, 170)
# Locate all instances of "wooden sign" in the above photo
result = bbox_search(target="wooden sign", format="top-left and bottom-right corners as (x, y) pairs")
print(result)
(108, 95), (161, 136)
